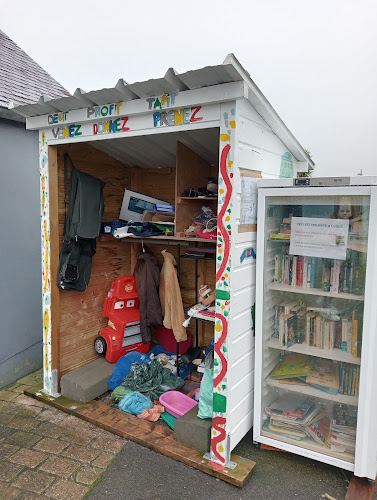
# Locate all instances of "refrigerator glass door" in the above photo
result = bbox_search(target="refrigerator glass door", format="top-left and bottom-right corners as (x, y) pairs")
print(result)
(259, 193), (369, 466)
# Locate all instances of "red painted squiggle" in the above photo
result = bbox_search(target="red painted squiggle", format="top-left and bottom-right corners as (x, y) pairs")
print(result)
(216, 143), (232, 282)
(214, 315), (228, 387)
(211, 416), (227, 463)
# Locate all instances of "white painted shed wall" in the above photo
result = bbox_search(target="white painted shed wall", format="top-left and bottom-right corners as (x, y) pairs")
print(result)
(227, 97), (299, 451)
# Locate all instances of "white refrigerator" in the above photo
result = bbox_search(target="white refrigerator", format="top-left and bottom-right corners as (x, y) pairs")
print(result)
(254, 177), (377, 479)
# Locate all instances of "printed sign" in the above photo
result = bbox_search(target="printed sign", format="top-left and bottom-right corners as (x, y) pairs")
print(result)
(280, 152), (294, 178)
(240, 176), (258, 225)
(289, 217), (349, 260)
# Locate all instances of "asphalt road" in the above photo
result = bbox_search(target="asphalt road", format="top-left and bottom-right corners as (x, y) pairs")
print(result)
(87, 431), (353, 500)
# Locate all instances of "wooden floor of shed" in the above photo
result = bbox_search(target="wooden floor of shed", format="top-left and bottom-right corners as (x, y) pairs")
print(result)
(24, 386), (256, 488)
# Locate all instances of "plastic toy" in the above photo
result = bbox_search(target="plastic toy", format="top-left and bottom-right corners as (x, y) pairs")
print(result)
(94, 275), (150, 363)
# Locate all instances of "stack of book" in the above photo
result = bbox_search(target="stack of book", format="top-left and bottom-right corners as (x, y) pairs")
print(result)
(329, 404), (357, 453)
(272, 302), (362, 358)
(264, 395), (321, 441)
(269, 353), (360, 397)
(273, 248), (366, 296)
(264, 397), (358, 454)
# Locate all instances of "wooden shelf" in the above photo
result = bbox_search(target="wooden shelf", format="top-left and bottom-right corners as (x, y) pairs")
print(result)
(266, 337), (361, 365)
(266, 377), (358, 406)
(178, 197), (218, 201)
(267, 283), (364, 301)
(99, 234), (215, 244)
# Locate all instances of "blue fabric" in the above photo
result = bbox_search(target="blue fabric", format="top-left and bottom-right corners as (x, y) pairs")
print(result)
(118, 391), (153, 415)
(108, 352), (153, 390)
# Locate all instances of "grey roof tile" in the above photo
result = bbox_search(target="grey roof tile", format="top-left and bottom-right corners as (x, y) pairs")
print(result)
(0, 30), (70, 109)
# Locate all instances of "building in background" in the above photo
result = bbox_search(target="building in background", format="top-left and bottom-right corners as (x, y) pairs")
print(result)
(0, 30), (70, 388)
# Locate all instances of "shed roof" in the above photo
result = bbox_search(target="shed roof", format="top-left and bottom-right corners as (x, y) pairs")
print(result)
(11, 53), (313, 167)
(0, 30), (69, 119)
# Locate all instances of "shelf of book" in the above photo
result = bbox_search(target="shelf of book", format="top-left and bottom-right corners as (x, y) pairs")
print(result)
(266, 338), (361, 365)
(267, 283), (364, 301)
(261, 429), (355, 464)
(266, 377), (359, 406)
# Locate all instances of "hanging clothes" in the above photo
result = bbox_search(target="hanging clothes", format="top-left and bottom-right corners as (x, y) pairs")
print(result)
(159, 251), (187, 342)
(133, 244), (163, 343)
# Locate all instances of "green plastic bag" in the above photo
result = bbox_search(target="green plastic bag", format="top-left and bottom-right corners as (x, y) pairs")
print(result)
(120, 359), (184, 400)
(197, 351), (214, 419)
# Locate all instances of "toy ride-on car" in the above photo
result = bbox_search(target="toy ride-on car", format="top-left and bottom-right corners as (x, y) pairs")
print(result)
(94, 275), (150, 363)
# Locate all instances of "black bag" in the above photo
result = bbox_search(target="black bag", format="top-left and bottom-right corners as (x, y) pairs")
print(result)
(58, 154), (105, 292)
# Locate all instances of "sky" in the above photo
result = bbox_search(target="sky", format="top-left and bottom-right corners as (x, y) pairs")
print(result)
(1, 0), (376, 177)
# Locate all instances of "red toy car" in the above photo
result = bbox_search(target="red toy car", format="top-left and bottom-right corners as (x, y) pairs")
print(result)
(94, 275), (150, 363)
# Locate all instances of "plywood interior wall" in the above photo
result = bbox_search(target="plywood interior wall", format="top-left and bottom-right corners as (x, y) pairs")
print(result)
(53, 140), (216, 380)
(56, 143), (132, 378)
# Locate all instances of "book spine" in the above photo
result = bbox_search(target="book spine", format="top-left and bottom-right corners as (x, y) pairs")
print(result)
(341, 318), (348, 352)
(332, 260), (340, 294)
(288, 256), (293, 286)
(307, 259), (312, 288)
(273, 305), (279, 338)
(279, 313), (285, 346)
(310, 316), (315, 346)
(303, 257), (308, 289)
(305, 314), (310, 345)
(274, 254), (278, 282)
(330, 320), (335, 350)
(283, 255), (288, 285)
(352, 310), (358, 358)
(347, 319), (353, 354)
(292, 256), (297, 287)
(310, 258), (316, 288)
(335, 319), (342, 349)
(330, 261), (334, 292)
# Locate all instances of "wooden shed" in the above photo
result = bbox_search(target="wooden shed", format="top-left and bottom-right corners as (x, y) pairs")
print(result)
(14, 53), (313, 466)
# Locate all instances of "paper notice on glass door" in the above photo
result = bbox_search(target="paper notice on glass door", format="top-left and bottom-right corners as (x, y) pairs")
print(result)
(240, 177), (258, 225)
(289, 217), (349, 260)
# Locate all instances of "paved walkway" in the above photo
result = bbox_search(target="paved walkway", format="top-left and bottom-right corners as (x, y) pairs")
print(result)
(1, 370), (374, 500)
(0, 370), (126, 499)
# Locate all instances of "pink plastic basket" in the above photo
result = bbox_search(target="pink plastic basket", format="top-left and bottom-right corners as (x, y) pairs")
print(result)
(159, 391), (198, 419)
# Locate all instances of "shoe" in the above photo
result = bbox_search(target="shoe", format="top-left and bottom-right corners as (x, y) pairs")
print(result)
(182, 187), (198, 197)
(196, 228), (217, 239)
(196, 217), (217, 240)
(194, 206), (216, 226)
(197, 187), (210, 198)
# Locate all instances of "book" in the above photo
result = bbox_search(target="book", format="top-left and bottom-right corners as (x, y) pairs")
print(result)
(270, 233), (291, 239)
(306, 312), (317, 346)
(306, 415), (332, 448)
(265, 395), (318, 421)
(305, 359), (340, 394)
(270, 353), (315, 379)
(352, 309), (359, 358)
(332, 404), (357, 430)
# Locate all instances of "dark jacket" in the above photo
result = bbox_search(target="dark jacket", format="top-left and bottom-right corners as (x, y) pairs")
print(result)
(133, 244), (163, 342)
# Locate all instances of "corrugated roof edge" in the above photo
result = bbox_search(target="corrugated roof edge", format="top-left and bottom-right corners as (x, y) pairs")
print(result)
(223, 53), (314, 168)
(11, 53), (314, 167)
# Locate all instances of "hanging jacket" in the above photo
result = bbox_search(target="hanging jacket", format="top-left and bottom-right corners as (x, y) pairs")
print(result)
(159, 251), (187, 342)
(133, 245), (163, 343)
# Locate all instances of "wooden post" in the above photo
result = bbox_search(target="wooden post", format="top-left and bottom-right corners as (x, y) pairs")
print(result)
(130, 167), (142, 272)
(48, 145), (61, 378)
